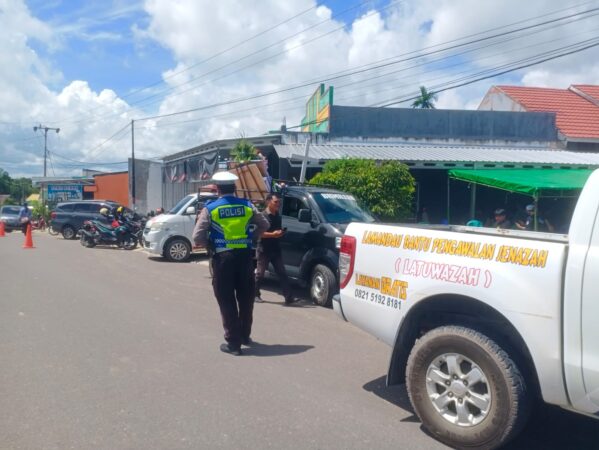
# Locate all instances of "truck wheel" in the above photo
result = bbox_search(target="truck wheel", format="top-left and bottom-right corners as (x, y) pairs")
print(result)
(165, 238), (191, 262)
(310, 264), (336, 307)
(406, 325), (530, 450)
(62, 225), (76, 240)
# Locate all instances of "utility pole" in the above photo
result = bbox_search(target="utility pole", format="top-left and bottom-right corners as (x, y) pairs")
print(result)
(33, 124), (60, 177)
(299, 135), (311, 184)
(131, 119), (136, 210)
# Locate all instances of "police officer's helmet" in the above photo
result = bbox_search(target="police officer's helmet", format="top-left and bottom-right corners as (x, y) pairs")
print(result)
(211, 172), (239, 185)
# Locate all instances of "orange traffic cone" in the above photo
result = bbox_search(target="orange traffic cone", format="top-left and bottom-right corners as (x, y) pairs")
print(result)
(23, 223), (34, 249)
(0, 220), (5, 237)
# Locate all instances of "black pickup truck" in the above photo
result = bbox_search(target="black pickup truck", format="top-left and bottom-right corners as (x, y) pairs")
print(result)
(277, 185), (375, 306)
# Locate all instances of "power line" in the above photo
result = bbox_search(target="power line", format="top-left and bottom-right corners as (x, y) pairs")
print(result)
(122, 0), (398, 113)
(50, 150), (127, 166)
(83, 122), (131, 161)
(288, 36), (599, 129)
(377, 37), (599, 107)
(133, 21), (599, 132)
(69, 1), (598, 127)
(23, 4), (599, 170)
(132, 6), (599, 123)
(48, 0), (375, 125)
(119, 3), (322, 101)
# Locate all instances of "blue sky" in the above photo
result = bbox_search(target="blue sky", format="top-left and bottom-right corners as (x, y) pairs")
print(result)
(26, 1), (174, 97)
(24, 0), (390, 101)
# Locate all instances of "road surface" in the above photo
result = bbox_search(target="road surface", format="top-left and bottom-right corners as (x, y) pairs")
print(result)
(1, 231), (598, 449)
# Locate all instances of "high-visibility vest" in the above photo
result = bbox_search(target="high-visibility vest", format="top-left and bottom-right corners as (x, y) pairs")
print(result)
(207, 196), (254, 250)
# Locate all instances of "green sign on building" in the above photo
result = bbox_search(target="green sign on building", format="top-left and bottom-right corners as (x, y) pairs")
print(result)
(301, 84), (334, 133)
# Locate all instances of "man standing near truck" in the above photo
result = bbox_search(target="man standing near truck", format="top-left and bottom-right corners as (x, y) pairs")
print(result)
(255, 194), (296, 305)
(193, 172), (269, 356)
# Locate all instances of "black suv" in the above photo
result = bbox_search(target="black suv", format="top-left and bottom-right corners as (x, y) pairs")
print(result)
(50, 200), (119, 239)
(277, 186), (375, 306)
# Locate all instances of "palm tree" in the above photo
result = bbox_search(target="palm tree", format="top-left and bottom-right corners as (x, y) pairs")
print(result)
(411, 86), (437, 109)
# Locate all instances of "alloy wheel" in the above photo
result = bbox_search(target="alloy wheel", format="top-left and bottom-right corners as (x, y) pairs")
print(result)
(425, 352), (491, 427)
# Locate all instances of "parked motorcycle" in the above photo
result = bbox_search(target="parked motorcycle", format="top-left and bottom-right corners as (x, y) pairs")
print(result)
(79, 218), (139, 250)
(31, 216), (46, 231)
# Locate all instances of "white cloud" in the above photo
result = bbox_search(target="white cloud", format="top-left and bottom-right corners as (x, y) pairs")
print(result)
(2, 0), (599, 177)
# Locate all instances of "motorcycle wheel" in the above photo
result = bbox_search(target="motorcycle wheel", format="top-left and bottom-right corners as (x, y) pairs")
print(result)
(48, 224), (59, 236)
(122, 236), (138, 250)
(80, 234), (96, 248)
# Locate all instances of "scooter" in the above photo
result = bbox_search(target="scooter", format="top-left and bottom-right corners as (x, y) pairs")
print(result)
(79, 219), (138, 250)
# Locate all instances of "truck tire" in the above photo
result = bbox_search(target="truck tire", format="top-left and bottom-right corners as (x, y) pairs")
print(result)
(406, 325), (531, 450)
(165, 238), (191, 262)
(310, 264), (336, 307)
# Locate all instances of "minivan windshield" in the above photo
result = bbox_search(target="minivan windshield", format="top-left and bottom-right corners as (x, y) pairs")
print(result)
(168, 195), (196, 215)
(312, 192), (375, 224)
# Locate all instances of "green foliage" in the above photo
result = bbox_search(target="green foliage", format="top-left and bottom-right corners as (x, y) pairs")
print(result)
(0, 168), (11, 194)
(31, 201), (50, 221)
(309, 159), (415, 220)
(230, 139), (258, 163)
(3, 196), (19, 205)
(411, 86), (437, 109)
(0, 168), (35, 202)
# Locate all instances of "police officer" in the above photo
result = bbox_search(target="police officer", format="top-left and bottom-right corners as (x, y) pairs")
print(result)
(193, 172), (269, 356)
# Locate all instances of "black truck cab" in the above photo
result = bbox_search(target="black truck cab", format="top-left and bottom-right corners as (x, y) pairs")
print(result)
(277, 185), (375, 306)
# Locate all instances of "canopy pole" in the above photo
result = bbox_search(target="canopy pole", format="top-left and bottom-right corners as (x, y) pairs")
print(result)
(447, 176), (451, 224)
(469, 183), (477, 220)
(534, 195), (539, 231)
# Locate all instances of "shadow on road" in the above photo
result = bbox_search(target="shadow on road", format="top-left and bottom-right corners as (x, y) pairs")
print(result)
(257, 279), (317, 308)
(146, 253), (210, 263)
(363, 376), (599, 448)
(506, 404), (599, 449)
(243, 341), (314, 357)
(363, 376), (419, 422)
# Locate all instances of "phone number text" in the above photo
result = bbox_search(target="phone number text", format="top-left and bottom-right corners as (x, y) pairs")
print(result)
(354, 288), (402, 310)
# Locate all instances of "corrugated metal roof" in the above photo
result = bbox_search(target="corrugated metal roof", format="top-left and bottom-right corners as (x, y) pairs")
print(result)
(274, 143), (599, 167)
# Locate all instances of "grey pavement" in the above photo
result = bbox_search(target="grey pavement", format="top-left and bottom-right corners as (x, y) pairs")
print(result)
(0, 231), (598, 450)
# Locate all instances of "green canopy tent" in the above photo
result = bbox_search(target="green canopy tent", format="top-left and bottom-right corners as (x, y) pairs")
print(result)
(447, 169), (594, 230)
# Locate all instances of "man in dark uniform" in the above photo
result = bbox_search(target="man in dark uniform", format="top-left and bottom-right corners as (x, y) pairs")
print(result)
(515, 204), (554, 232)
(492, 208), (512, 229)
(193, 172), (269, 356)
(255, 193), (296, 305)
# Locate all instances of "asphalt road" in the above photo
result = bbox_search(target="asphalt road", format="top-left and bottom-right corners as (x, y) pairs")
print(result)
(1, 231), (598, 450)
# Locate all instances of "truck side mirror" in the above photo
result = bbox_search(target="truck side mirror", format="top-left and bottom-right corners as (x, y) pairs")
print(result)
(185, 206), (196, 215)
(298, 209), (312, 223)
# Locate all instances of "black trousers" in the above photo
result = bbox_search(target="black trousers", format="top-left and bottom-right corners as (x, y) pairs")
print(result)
(211, 249), (255, 348)
(255, 249), (291, 301)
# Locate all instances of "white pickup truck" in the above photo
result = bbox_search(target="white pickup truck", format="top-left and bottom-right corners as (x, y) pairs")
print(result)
(334, 169), (599, 449)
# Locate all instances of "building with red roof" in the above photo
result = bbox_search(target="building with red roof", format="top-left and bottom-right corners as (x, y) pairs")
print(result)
(479, 84), (599, 151)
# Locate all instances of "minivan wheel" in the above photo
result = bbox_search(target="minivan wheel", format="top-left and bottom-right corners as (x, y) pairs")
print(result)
(406, 325), (531, 449)
(62, 225), (76, 240)
(165, 239), (191, 262)
(310, 264), (336, 307)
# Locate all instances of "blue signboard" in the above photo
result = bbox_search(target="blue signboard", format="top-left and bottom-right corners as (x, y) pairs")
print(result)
(47, 184), (83, 202)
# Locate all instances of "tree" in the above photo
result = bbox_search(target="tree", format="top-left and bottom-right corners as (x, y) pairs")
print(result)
(0, 168), (11, 194)
(309, 159), (415, 220)
(411, 86), (437, 109)
(0, 168), (35, 203)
